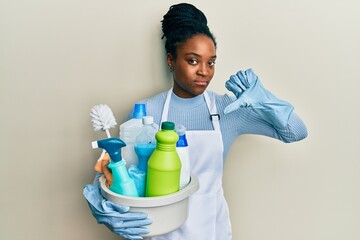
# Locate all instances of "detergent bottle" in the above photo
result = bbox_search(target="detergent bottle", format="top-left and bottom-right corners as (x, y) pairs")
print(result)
(175, 125), (191, 189)
(119, 103), (146, 168)
(134, 116), (158, 172)
(146, 121), (181, 197)
(92, 137), (139, 197)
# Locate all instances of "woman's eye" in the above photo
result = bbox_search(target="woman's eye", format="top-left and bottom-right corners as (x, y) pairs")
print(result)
(208, 61), (216, 67)
(188, 59), (198, 65)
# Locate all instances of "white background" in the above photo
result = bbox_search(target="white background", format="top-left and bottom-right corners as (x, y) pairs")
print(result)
(1, 0), (359, 239)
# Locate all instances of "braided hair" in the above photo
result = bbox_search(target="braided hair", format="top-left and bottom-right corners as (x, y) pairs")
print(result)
(161, 3), (217, 59)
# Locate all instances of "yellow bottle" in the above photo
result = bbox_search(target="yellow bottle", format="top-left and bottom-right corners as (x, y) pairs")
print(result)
(145, 121), (181, 197)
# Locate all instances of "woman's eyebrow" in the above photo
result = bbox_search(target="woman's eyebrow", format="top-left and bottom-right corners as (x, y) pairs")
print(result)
(185, 52), (217, 58)
(185, 52), (201, 57)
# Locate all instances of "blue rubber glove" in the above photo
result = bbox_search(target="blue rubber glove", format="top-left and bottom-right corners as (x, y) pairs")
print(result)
(224, 69), (294, 129)
(83, 183), (152, 240)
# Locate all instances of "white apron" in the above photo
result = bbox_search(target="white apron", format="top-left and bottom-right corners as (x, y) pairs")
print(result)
(148, 90), (232, 240)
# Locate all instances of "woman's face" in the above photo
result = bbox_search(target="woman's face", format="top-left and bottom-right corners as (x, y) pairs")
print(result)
(168, 34), (217, 98)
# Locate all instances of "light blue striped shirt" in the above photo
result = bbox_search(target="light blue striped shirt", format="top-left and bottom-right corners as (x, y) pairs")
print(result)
(133, 90), (308, 159)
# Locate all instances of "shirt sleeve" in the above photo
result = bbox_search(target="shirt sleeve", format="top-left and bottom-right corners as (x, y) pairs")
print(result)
(216, 93), (308, 143)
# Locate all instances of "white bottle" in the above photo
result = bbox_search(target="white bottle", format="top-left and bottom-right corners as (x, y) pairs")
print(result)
(175, 125), (191, 189)
(119, 103), (146, 168)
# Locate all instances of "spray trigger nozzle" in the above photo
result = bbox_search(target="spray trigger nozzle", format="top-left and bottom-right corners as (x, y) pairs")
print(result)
(91, 137), (126, 163)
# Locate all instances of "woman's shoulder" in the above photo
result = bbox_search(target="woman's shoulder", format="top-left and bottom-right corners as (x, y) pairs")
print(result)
(136, 90), (168, 105)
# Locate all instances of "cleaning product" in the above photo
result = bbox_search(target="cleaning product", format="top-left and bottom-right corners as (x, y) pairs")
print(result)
(146, 121), (181, 197)
(129, 116), (158, 197)
(92, 137), (139, 197)
(119, 103), (146, 168)
(134, 116), (158, 172)
(175, 125), (191, 189)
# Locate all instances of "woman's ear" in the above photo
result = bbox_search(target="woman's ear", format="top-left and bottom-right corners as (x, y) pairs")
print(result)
(167, 53), (174, 71)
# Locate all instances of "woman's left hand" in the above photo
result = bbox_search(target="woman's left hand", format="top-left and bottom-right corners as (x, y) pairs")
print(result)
(224, 69), (269, 112)
(224, 69), (294, 128)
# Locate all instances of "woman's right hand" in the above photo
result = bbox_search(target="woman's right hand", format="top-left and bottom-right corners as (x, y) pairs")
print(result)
(83, 179), (152, 240)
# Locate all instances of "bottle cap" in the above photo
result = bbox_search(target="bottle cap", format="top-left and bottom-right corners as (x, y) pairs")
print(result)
(176, 124), (188, 147)
(142, 116), (154, 125)
(161, 121), (175, 130)
(133, 104), (146, 119)
(175, 125), (186, 136)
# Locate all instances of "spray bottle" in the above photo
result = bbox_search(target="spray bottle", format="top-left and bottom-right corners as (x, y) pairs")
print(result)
(92, 137), (139, 197)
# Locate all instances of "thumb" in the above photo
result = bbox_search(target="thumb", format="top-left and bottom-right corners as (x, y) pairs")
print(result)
(224, 93), (253, 114)
(104, 200), (130, 213)
(224, 99), (243, 114)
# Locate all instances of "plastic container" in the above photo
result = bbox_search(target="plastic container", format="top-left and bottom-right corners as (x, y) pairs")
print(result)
(119, 103), (146, 168)
(100, 174), (199, 237)
(146, 121), (181, 197)
(175, 125), (191, 190)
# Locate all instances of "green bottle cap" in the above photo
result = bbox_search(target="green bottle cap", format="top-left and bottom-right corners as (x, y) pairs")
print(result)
(161, 121), (175, 130)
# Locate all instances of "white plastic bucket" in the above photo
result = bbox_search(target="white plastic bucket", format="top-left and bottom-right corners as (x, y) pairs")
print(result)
(100, 175), (199, 237)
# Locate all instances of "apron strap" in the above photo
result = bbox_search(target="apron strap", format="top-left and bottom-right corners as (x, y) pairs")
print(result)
(203, 91), (221, 131)
(160, 89), (172, 122)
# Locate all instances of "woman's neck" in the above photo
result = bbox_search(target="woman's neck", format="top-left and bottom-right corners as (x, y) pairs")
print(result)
(171, 91), (205, 109)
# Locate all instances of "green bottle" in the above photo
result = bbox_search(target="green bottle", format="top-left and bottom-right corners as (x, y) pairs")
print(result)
(146, 121), (181, 197)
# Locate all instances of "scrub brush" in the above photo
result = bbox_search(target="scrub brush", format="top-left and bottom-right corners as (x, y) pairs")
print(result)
(90, 104), (117, 169)
(90, 104), (117, 138)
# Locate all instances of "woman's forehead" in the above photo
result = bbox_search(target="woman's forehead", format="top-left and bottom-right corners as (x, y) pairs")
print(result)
(177, 35), (216, 57)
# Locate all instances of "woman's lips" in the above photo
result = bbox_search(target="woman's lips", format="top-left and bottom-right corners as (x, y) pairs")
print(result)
(194, 81), (208, 86)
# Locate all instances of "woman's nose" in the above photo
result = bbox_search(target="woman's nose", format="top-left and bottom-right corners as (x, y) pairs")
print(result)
(197, 64), (208, 76)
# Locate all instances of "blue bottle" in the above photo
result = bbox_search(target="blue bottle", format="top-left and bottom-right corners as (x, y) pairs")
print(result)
(134, 116), (158, 172)
(127, 116), (158, 197)
(92, 138), (139, 197)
